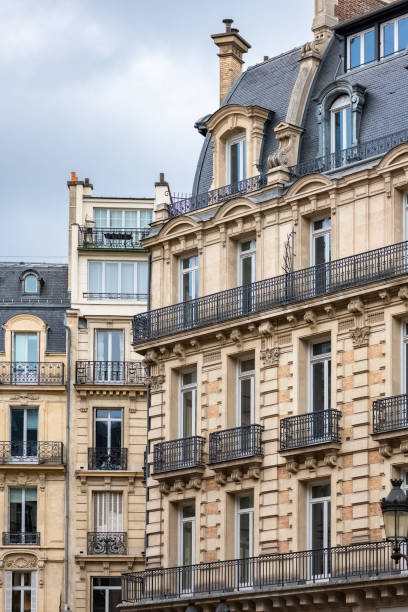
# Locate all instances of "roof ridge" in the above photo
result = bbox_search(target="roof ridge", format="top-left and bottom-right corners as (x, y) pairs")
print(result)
(246, 44), (302, 71)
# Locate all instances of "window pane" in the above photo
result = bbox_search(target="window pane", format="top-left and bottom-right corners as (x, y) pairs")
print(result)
(314, 235), (327, 265)
(95, 421), (108, 447)
(312, 362), (325, 412)
(240, 358), (255, 373)
(12, 591), (21, 612)
(124, 210), (137, 228)
(312, 502), (324, 549)
(182, 520), (193, 565)
(346, 107), (352, 148)
(182, 390), (194, 437)
(241, 256), (253, 285)
(240, 378), (252, 425)
(12, 573), (22, 586)
(312, 483), (330, 498)
(183, 504), (195, 519)
(239, 494), (254, 510)
(140, 209), (153, 227)
(94, 209), (107, 227)
(137, 262), (149, 296)
(110, 421), (122, 448)
(121, 263), (134, 294)
(239, 513), (250, 558)
(109, 588), (122, 610)
(110, 210), (122, 228)
(350, 34), (361, 68)
(27, 335), (38, 362)
(92, 588), (106, 612)
(364, 30), (375, 63)
(242, 139), (246, 180)
(335, 110), (342, 151)
(182, 371), (196, 386)
(399, 17), (408, 51)
(230, 142), (239, 183)
(89, 262), (103, 293)
(110, 332), (123, 361)
(384, 22), (395, 56)
(25, 275), (38, 293)
(313, 341), (331, 356)
(14, 334), (26, 361)
(105, 263), (118, 293)
(24, 590), (31, 610)
(11, 410), (24, 443)
(183, 272), (193, 301)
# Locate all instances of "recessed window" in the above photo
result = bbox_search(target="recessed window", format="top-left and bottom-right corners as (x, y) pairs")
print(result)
(94, 208), (152, 229)
(88, 261), (148, 300)
(23, 274), (39, 294)
(309, 340), (331, 413)
(348, 28), (375, 69)
(180, 256), (199, 302)
(381, 14), (408, 58)
(179, 369), (197, 438)
(330, 95), (351, 154)
(227, 133), (246, 184)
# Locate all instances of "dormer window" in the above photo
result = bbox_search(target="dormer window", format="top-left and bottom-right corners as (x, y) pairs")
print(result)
(381, 13), (408, 58)
(21, 271), (40, 295)
(347, 28), (375, 70)
(227, 133), (246, 184)
(330, 96), (351, 154)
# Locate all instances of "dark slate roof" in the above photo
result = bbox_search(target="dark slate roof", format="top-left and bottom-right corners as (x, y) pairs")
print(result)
(0, 263), (69, 354)
(192, 47), (301, 196)
(299, 36), (408, 164)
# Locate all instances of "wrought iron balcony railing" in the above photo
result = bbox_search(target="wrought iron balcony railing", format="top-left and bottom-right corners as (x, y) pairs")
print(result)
(280, 410), (341, 451)
(3, 532), (40, 545)
(0, 362), (64, 385)
(87, 532), (127, 555)
(372, 393), (408, 434)
(209, 425), (263, 464)
(75, 361), (146, 385)
(133, 239), (408, 344)
(88, 447), (128, 470)
(168, 174), (267, 219)
(83, 292), (148, 301)
(289, 127), (408, 179)
(122, 540), (397, 603)
(153, 436), (205, 474)
(78, 226), (150, 249)
(0, 441), (64, 465)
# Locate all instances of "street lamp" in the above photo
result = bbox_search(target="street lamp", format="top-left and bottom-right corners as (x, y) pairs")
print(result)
(381, 478), (408, 563)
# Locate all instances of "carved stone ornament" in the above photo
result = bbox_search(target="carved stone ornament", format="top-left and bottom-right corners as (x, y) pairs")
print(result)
(260, 347), (280, 369)
(258, 320), (275, 337)
(231, 469), (243, 483)
(172, 479), (185, 492)
(187, 477), (202, 490)
(348, 298), (364, 315)
(216, 332), (226, 343)
(159, 481), (170, 496)
(286, 460), (299, 474)
(399, 286), (408, 303)
(173, 343), (185, 360)
(323, 453), (338, 468)
(190, 338), (201, 351)
(379, 443), (393, 458)
(379, 290), (391, 304)
(287, 314), (297, 327)
(215, 472), (227, 486)
(9, 394), (40, 402)
(5, 555), (37, 570)
(304, 309), (317, 328)
(400, 440), (408, 454)
(146, 374), (165, 392)
(143, 350), (158, 366)
(324, 304), (335, 318)
(305, 456), (317, 471)
(246, 465), (261, 480)
(230, 329), (242, 346)
(350, 327), (370, 348)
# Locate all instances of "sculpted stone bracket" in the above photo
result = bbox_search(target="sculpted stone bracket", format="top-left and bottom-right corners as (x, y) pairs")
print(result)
(76, 388), (146, 403)
(284, 449), (339, 473)
(260, 347), (280, 369)
(75, 471), (141, 494)
(158, 473), (204, 496)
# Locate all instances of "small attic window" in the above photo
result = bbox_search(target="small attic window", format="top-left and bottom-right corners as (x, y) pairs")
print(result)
(23, 273), (40, 294)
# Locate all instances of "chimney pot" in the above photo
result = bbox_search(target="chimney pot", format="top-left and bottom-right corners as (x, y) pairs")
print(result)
(264, 56), (269, 61)
(70, 171), (78, 182)
(160, 172), (165, 183)
(84, 177), (90, 185)
(223, 18), (233, 32)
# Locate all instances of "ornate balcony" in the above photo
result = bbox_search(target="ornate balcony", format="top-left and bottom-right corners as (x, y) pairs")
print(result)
(0, 442), (64, 465)
(87, 532), (127, 555)
(153, 437), (205, 474)
(372, 394), (408, 454)
(280, 410), (341, 452)
(0, 362), (64, 385)
(133, 240), (408, 344)
(208, 425), (263, 482)
(122, 541), (397, 604)
(78, 226), (150, 249)
(168, 174), (267, 219)
(75, 361), (146, 385)
(88, 447), (128, 471)
(289, 127), (408, 179)
(2, 532), (40, 545)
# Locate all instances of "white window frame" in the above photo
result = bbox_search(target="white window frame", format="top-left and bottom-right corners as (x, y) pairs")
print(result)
(23, 274), (39, 294)
(381, 13), (408, 58)
(178, 502), (196, 565)
(87, 261), (148, 299)
(12, 333), (39, 363)
(237, 357), (255, 426)
(94, 408), (123, 450)
(95, 329), (124, 362)
(10, 407), (39, 463)
(93, 491), (123, 532)
(94, 208), (152, 228)
(309, 340), (331, 413)
(235, 493), (254, 559)
(5, 571), (37, 612)
(347, 27), (375, 70)
(9, 487), (37, 534)
(401, 322), (408, 394)
(226, 133), (246, 184)
(238, 240), (256, 286)
(92, 578), (121, 612)
(179, 256), (199, 302)
(310, 216), (332, 266)
(178, 369), (197, 438)
(307, 482), (331, 550)
(330, 97), (351, 154)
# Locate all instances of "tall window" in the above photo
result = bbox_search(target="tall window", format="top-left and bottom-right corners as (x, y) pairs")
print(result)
(330, 96), (351, 154)
(9, 488), (37, 543)
(92, 577), (121, 612)
(308, 483), (331, 577)
(381, 13), (408, 57)
(403, 322), (408, 394)
(10, 408), (38, 461)
(311, 217), (331, 266)
(239, 240), (256, 285)
(94, 208), (152, 228)
(237, 357), (255, 426)
(5, 572), (37, 612)
(178, 503), (195, 592)
(227, 133), (246, 184)
(347, 28), (375, 70)
(309, 341), (331, 413)
(180, 256), (198, 302)
(179, 370), (197, 438)
(93, 492), (123, 532)
(95, 330), (124, 382)
(95, 409), (122, 450)
(235, 493), (254, 586)
(88, 261), (148, 299)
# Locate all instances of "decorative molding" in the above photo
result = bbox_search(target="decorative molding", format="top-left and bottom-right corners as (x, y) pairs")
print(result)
(215, 472), (227, 486)
(190, 338), (201, 351)
(286, 314), (297, 327)
(143, 350), (158, 366)
(216, 332), (226, 343)
(230, 468), (243, 483)
(203, 350), (221, 364)
(350, 327), (370, 348)
(4, 555), (37, 570)
(246, 465), (261, 480)
(187, 477), (202, 490)
(230, 329), (242, 346)
(400, 440), (408, 455)
(379, 290), (391, 304)
(9, 394), (40, 402)
(323, 453), (338, 468)
(398, 286), (408, 304)
(305, 456), (317, 471)
(379, 443), (393, 458)
(304, 309), (317, 328)
(324, 305), (335, 318)
(159, 481), (170, 495)
(286, 460), (299, 474)
(146, 374), (165, 393)
(173, 343), (185, 360)
(260, 347), (280, 369)
(348, 298), (364, 315)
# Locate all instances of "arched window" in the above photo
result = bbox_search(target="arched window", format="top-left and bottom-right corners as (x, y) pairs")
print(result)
(330, 95), (351, 154)
(21, 272), (40, 295)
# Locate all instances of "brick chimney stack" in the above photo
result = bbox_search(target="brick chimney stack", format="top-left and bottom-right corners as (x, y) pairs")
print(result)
(335, 0), (387, 22)
(212, 19), (251, 105)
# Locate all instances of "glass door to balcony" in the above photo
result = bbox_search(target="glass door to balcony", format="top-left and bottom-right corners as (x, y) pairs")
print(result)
(179, 503), (195, 594)
(237, 357), (255, 455)
(179, 370), (197, 466)
(10, 408), (38, 463)
(92, 577), (121, 612)
(309, 341), (331, 442)
(9, 572), (36, 612)
(94, 409), (122, 469)
(9, 487), (37, 544)
(239, 240), (256, 314)
(180, 256), (198, 328)
(401, 323), (408, 428)
(311, 217), (331, 295)
(308, 483), (331, 580)
(12, 333), (38, 384)
(235, 493), (254, 587)
(95, 330), (124, 383)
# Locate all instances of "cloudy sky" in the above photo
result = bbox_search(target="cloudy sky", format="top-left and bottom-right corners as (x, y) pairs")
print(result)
(0, 0), (314, 261)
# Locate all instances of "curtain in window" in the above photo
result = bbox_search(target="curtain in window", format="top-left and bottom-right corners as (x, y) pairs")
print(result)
(89, 262), (103, 293)
(93, 492), (123, 532)
(94, 209), (107, 228)
(140, 210), (153, 228)
(137, 262), (149, 296)
(105, 264), (118, 293)
(125, 210), (137, 228)
(121, 264), (134, 294)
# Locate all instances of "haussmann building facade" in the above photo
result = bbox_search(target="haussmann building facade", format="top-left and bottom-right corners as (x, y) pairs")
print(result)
(120, 0), (408, 611)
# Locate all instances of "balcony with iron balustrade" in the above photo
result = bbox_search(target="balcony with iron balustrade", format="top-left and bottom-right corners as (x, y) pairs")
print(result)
(0, 441), (64, 467)
(152, 436), (206, 493)
(75, 361), (146, 386)
(88, 447), (128, 471)
(78, 226), (150, 250)
(2, 532), (40, 546)
(372, 394), (408, 452)
(87, 532), (127, 555)
(208, 425), (263, 481)
(0, 362), (65, 386)
(133, 239), (408, 346)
